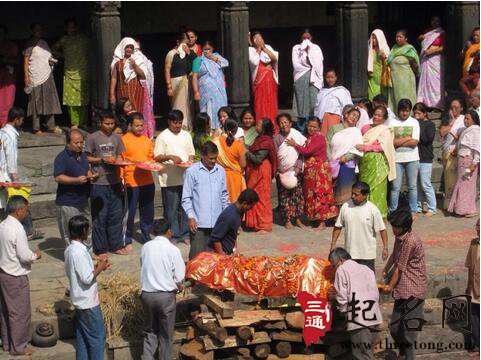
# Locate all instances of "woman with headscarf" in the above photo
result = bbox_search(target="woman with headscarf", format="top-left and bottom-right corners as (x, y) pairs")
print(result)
(367, 29), (390, 101)
(245, 118), (277, 233)
(165, 33), (197, 131)
(249, 31), (279, 132)
(387, 30), (420, 112)
(274, 113), (306, 229)
(192, 40), (229, 132)
(328, 107), (363, 206)
(23, 23), (62, 135)
(292, 28), (324, 127)
(109, 37), (145, 116)
(417, 16), (445, 109)
(356, 105), (396, 218)
(134, 39), (156, 139)
(286, 116), (337, 230)
(448, 110), (480, 217)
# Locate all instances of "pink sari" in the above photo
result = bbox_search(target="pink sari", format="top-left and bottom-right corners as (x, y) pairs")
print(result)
(417, 28), (444, 108)
(0, 40), (18, 127)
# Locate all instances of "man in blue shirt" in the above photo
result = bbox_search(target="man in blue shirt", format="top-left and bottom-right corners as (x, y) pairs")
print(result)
(210, 189), (259, 255)
(182, 141), (229, 260)
(54, 130), (95, 246)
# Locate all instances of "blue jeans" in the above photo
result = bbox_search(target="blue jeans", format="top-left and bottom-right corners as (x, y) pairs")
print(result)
(91, 184), (124, 254)
(75, 305), (105, 360)
(389, 161), (419, 213)
(161, 186), (188, 241)
(126, 184), (155, 244)
(417, 162), (437, 213)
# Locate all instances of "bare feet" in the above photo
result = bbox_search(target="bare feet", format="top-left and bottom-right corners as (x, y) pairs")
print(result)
(124, 244), (133, 252)
(34, 130), (44, 136)
(285, 222), (294, 229)
(97, 253), (108, 261)
(465, 213), (477, 218)
(295, 218), (307, 229)
(255, 230), (269, 235)
(312, 222), (326, 231)
(424, 211), (435, 218)
(113, 248), (129, 255)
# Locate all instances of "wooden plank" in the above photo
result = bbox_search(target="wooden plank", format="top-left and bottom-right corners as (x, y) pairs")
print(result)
(285, 311), (304, 329)
(218, 310), (284, 327)
(267, 355), (325, 360)
(202, 331), (271, 351)
(180, 339), (214, 360)
(203, 294), (234, 318)
(270, 330), (303, 343)
(264, 321), (287, 330)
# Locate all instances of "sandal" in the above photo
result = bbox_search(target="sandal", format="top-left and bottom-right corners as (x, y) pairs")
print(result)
(27, 230), (44, 241)
(48, 126), (63, 135)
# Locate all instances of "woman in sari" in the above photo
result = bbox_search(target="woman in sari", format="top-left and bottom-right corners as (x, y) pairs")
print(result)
(439, 98), (466, 209)
(165, 33), (197, 130)
(110, 37), (145, 116)
(328, 107), (363, 206)
(134, 40), (156, 139)
(191, 112), (212, 161)
(0, 25), (18, 127)
(245, 118), (277, 233)
(387, 30), (420, 112)
(249, 31), (279, 132)
(52, 18), (90, 129)
(448, 110), (480, 217)
(314, 69), (353, 136)
(241, 108), (258, 148)
(286, 117), (337, 230)
(461, 27), (480, 78)
(417, 16), (445, 109)
(192, 40), (229, 131)
(356, 106), (396, 218)
(292, 29), (324, 125)
(274, 113), (307, 229)
(215, 106), (244, 141)
(186, 28), (202, 57)
(213, 119), (247, 203)
(23, 23), (62, 135)
(367, 29), (390, 101)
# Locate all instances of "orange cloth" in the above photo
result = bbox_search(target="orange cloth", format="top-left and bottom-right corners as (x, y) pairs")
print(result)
(320, 112), (341, 136)
(245, 159), (273, 231)
(463, 43), (480, 78)
(121, 132), (154, 187)
(213, 136), (246, 203)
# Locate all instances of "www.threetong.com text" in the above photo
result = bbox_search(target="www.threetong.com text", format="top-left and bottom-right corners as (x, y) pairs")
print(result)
(340, 338), (477, 353)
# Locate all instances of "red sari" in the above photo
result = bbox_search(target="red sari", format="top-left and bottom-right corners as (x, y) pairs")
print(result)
(115, 60), (144, 114)
(0, 40), (18, 127)
(245, 135), (277, 231)
(253, 62), (278, 132)
(294, 133), (338, 221)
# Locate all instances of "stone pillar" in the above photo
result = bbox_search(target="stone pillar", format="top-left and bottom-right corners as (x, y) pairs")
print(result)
(445, 1), (480, 91)
(336, 2), (369, 100)
(91, 1), (121, 112)
(219, 2), (250, 114)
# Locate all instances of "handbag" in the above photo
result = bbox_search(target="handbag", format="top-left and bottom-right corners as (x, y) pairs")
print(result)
(380, 59), (392, 88)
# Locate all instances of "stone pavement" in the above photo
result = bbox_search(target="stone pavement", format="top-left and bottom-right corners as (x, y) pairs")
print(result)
(1, 210), (478, 359)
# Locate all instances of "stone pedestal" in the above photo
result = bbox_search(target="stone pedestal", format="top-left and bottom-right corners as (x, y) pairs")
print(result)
(219, 2), (250, 115)
(91, 1), (121, 114)
(445, 1), (480, 91)
(336, 2), (369, 100)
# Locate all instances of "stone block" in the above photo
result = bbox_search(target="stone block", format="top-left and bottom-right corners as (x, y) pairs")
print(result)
(30, 176), (58, 195)
(30, 194), (57, 220)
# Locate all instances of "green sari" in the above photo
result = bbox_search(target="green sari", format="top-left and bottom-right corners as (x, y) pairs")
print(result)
(368, 53), (382, 101)
(359, 152), (389, 218)
(243, 126), (258, 148)
(387, 44), (419, 111)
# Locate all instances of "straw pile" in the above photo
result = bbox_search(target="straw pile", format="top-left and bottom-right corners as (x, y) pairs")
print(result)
(97, 272), (143, 339)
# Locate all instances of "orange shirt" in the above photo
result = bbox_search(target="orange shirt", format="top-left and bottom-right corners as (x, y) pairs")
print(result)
(121, 132), (154, 187)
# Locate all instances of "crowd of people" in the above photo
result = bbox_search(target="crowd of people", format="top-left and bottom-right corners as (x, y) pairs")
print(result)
(0, 15), (479, 360)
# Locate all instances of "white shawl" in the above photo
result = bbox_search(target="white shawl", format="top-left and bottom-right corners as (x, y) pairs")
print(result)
(292, 40), (324, 90)
(356, 107), (372, 130)
(314, 86), (353, 120)
(277, 128), (307, 173)
(111, 37), (150, 85)
(367, 29), (390, 73)
(28, 39), (53, 87)
(249, 45), (279, 84)
(329, 126), (363, 161)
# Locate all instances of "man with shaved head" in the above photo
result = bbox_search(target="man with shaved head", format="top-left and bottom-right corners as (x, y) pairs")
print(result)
(54, 129), (95, 246)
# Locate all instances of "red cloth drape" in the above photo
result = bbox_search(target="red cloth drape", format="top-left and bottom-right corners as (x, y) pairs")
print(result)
(245, 159), (273, 231)
(253, 62), (278, 132)
(115, 60), (144, 114)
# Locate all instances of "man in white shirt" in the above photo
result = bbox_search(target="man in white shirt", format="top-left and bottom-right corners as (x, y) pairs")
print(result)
(0, 196), (41, 356)
(140, 219), (185, 360)
(385, 99), (420, 214)
(331, 182), (388, 273)
(64, 215), (109, 359)
(329, 247), (382, 360)
(154, 110), (195, 243)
